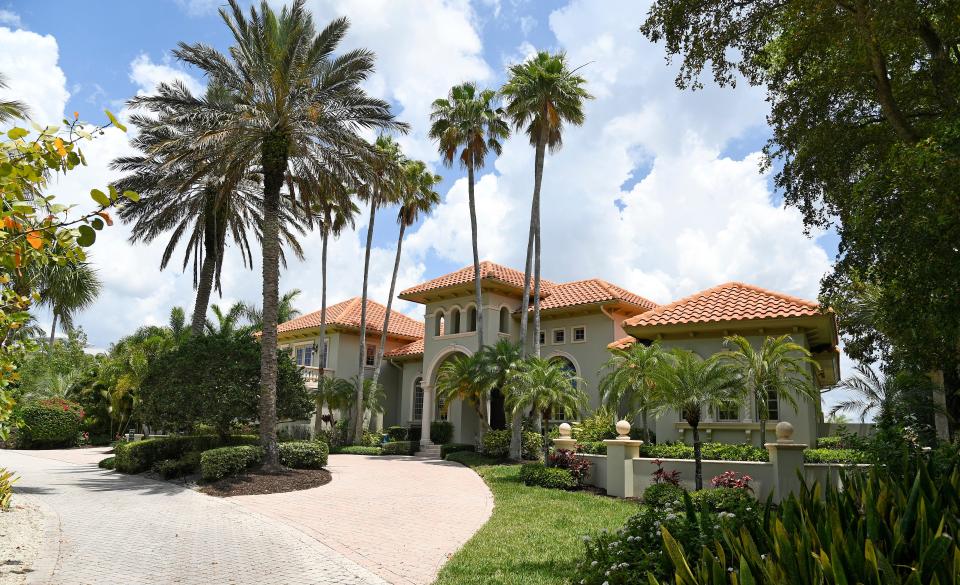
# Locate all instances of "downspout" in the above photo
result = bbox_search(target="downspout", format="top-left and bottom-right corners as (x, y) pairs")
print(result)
(600, 304), (617, 339)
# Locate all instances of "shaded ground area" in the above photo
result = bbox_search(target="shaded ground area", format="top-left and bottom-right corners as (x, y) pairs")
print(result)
(200, 467), (332, 497)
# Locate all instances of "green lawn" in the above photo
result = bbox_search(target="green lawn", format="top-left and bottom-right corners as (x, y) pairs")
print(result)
(435, 452), (639, 585)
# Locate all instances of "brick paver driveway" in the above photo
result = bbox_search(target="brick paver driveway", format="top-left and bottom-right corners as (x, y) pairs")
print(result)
(0, 449), (388, 585)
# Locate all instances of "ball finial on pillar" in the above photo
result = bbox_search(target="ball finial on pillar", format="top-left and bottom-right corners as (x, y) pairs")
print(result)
(616, 419), (631, 439)
(775, 421), (795, 442)
(558, 422), (572, 438)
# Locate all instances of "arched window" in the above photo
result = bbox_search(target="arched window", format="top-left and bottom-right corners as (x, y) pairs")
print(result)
(499, 306), (510, 333)
(413, 378), (424, 421)
(450, 308), (461, 334)
(466, 306), (477, 332)
(434, 312), (445, 337)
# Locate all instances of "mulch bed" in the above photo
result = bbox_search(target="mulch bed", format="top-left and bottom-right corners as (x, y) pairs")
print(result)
(199, 468), (332, 497)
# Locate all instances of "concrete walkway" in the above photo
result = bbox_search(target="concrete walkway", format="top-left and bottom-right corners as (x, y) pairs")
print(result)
(0, 449), (492, 585)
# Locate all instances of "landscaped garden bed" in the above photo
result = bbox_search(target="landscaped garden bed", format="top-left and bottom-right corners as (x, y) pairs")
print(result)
(199, 467), (331, 497)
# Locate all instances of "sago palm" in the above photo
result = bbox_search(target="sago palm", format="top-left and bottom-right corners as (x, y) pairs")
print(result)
(599, 341), (666, 442)
(371, 159), (440, 388)
(150, 0), (405, 467)
(720, 334), (819, 446)
(651, 349), (743, 489)
(429, 82), (510, 350)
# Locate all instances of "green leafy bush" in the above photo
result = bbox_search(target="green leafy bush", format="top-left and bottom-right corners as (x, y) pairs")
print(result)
(519, 462), (576, 490)
(430, 421), (454, 444)
(279, 441), (328, 468)
(803, 447), (868, 463)
(153, 451), (201, 479)
(690, 487), (759, 519)
(440, 443), (474, 459)
(407, 425), (422, 443)
(360, 430), (384, 447)
(200, 445), (263, 481)
(114, 435), (259, 474)
(572, 408), (618, 442)
(381, 441), (416, 456)
(333, 445), (382, 456)
(577, 440), (606, 455)
(386, 426), (407, 441)
(522, 431), (543, 460)
(643, 483), (686, 507)
(481, 429), (511, 458)
(640, 442), (769, 462)
(16, 399), (83, 448)
(98, 456), (116, 470)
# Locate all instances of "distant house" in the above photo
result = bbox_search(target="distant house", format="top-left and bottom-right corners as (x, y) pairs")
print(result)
(277, 261), (840, 449)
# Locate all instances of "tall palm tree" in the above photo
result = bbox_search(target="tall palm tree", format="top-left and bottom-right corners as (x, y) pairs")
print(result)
(371, 160), (441, 389)
(0, 72), (29, 123)
(651, 349), (742, 489)
(435, 353), (493, 435)
(599, 341), (666, 442)
(155, 0), (405, 468)
(476, 339), (524, 457)
(429, 82), (510, 350)
(720, 334), (819, 446)
(501, 51), (592, 360)
(36, 261), (102, 351)
(353, 135), (405, 443)
(504, 356), (588, 460)
(118, 82), (307, 336)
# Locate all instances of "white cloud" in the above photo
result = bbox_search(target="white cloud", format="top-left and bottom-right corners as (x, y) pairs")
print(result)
(174, 0), (222, 17)
(0, 9), (20, 27)
(0, 26), (69, 124)
(129, 54), (204, 96)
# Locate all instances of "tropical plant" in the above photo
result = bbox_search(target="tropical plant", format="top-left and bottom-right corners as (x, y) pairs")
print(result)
(435, 353), (491, 435)
(370, 159), (441, 388)
(650, 349), (742, 489)
(35, 261), (102, 350)
(475, 339), (522, 452)
(353, 135), (405, 443)
(429, 81), (510, 351)
(0, 467), (17, 510)
(243, 289), (303, 329)
(204, 302), (249, 335)
(720, 334), (819, 446)
(830, 363), (940, 430)
(311, 375), (353, 438)
(0, 72), (28, 123)
(158, 0), (406, 468)
(599, 341), (666, 442)
(504, 356), (588, 459)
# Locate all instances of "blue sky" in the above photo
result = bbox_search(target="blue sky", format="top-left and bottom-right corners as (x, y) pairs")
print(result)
(1, 0), (849, 410)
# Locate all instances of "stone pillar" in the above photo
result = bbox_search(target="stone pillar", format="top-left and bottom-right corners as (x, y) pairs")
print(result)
(420, 383), (435, 447)
(603, 420), (643, 498)
(552, 422), (577, 452)
(765, 421), (808, 503)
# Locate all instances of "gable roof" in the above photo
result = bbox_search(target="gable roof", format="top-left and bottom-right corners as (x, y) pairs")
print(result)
(399, 261), (556, 300)
(277, 297), (424, 340)
(623, 282), (821, 329)
(385, 338), (424, 359)
(536, 278), (658, 313)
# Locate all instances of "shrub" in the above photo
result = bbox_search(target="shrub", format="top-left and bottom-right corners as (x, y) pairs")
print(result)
(440, 443), (475, 459)
(481, 429), (510, 458)
(577, 440), (606, 455)
(381, 441), (416, 456)
(522, 431), (543, 460)
(114, 435), (259, 474)
(572, 408), (618, 443)
(334, 446), (382, 456)
(98, 456), (116, 470)
(690, 487), (759, 518)
(430, 421), (454, 444)
(519, 462), (576, 489)
(640, 442), (769, 462)
(360, 430), (384, 447)
(407, 425), (422, 443)
(650, 458), (681, 486)
(200, 445), (264, 481)
(279, 441), (328, 468)
(710, 470), (754, 492)
(0, 467), (16, 510)
(803, 447), (868, 463)
(16, 399), (84, 448)
(386, 426), (408, 441)
(153, 452), (201, 479)
(547, 449), (591, 486)
(642, 482), (686, 507)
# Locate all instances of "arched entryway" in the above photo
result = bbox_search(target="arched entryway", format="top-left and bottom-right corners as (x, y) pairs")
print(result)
(423, 345), (481, 444)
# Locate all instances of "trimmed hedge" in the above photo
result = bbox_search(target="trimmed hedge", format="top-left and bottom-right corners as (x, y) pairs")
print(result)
(200, 445), (264, 481)
(441, 443), (475, 459)
(642, 483), (686, 507)
(640, 442), (770, 462)
(334, 446), (382, 456)
(98, 456), (116, 470)
(381, 441), (417, 456)
(577, 441), (607, 455)
(114, 435), (259, 474)
(16, 399), (83, 448)
(481, 430), (542, 460)
(386, 426), (408, 441)
(803, 448), (868, 464)
(431, 421), (454, 444)
(519, 462), (576, 490)
(279, 441), (328, 469)
(153, 452), (201, 479)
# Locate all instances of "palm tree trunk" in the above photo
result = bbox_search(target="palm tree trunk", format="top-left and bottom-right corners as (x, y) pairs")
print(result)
(372, 221), (406, 396)
(759, 416), (768, 448)
(354, 197), (377, 444)
(190, 251), (217, 335)
(258, 133), (287, 470)
(692, 423), (703, 490)
(48, 312), (58, 352)
(467, 165), (484, 350)
(314, 227), (330, 439)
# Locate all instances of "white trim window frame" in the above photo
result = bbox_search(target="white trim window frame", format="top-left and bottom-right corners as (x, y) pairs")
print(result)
(294, 343), (314, 367)
(551, 327), (566, 345)
(572, 325), (586, 343)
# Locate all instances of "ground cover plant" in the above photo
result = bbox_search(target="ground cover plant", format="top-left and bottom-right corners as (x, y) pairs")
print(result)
(436, 451), (637, 585)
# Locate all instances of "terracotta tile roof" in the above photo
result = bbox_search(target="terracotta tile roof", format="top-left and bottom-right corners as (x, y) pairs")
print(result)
(623, 282), (821, 328)
(277, 297), (424, 339)
(608, 335), (637, 350)
(385, 338), (424, 358)
(399, 261), (556, 298)
(537, 279), (658, 312)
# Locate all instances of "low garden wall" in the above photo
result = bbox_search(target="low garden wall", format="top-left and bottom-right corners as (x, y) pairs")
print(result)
(580, 454), (607, 490)
(630, 457), (774, 500)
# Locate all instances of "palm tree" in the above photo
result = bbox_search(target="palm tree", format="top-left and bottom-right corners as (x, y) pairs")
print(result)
(435, 354), (493, 435)
(501, 52), (593, 360)
(720, 334), (819, 446)
(310, 375), (353, 438)
(429, 82), (510, 350)
(371, 160), (441, 391)
(651, 349), (742, 489)
(244, 289), (303, 329)
(828, 363), (940, 429)
(504, 356), (588, 460)
(118, 83), (307, 336)
(36, 261), (102, 351)
(0, 72), (29, 123)
(475, 339), (524, 457)
(205, 302), (249, 335)
(599, 341), (666, 442)
(156, 0), (405, 468)
(353, 135), (405, 443)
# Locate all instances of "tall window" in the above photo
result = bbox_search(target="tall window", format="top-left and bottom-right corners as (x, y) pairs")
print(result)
(295, 346), (314, 367)
(450, 308), (461, 334)
(716, 402), (739, 421)
(413, 378), (424, 421)
(758, 390), (779, 420)
(436, 395), (448, 421)
(538, 331), (545, 345)
(466, 307), (477, 332)
(434, 312), (445, 337)
(499, 307), (510, 333)
(365, 343), (376, 367)
(319, 338), (329, 369)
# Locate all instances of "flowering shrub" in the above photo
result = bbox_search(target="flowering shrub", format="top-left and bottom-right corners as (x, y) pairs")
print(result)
(651, 458), (681, 485)
(710, 470), (753, 492)
(16, 399), (84, 448)
(547, 449), (591, 486)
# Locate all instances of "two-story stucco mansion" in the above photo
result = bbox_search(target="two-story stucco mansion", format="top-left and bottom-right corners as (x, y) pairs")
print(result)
(277, 261), (840, 448)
